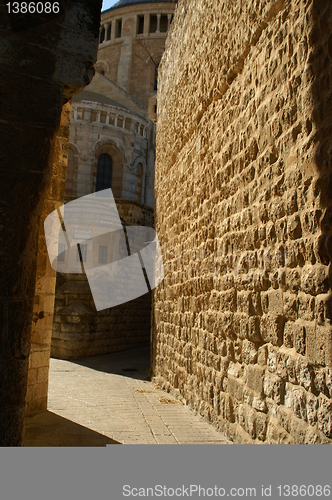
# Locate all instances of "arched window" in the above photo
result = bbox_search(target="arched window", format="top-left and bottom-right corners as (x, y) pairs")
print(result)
(96, 154), (112, 193)
(135, 163), (143, 202)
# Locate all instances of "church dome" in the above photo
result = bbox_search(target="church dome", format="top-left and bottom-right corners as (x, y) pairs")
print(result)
(105, 0), (177, 11)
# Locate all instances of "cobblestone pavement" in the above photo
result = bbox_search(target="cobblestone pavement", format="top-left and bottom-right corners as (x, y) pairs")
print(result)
(25, 347), (230, 446)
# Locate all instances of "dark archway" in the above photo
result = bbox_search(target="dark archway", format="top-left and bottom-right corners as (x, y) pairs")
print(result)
(96, 153), (113, 192)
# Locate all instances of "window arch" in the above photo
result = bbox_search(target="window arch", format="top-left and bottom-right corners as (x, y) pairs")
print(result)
(96, 154), (112, 193)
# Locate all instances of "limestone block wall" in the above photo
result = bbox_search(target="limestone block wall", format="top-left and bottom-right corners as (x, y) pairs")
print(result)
(51, 201), (154, 359)
(153, 0), (332, 443)
(25, 103), (71, 418)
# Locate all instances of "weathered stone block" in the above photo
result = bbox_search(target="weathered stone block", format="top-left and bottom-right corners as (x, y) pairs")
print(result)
(29, 350), (50, 369)
(235, 313), (249, 340)
(228, 376), (244, 402)
(220, 393), (234, 423)
(294, 323), (306, 355)
(292, 387), (307, 421)
(295, 357), (313, 391)
(267, 345), (278, 373)
(288, 214), (302, 240)
(277, 406), (291, 434)
(220, 290), (237, 312)
(305, 428), (320, 444)
(286, 268), (302, 293)
(290, 416), (307, 444)
(318, 395), (332, 438)
(283, 319), (296, 352)
(264, 372), (284, 404)
(306, 392), (318, 426)
(237, 291), (251, 314)
(246, 365), (265, 395)
(257, 345), (268, 366)
(260, 314), (285, 346)
(315, 294), (332, 325)
(245, 405), (256, 439)
(248, 316), (261, 342)
(267, 289), (284, 315)
(241, 340), (258, 365)
(286, 354), (297, 384)
(276, 350), (288, 380)
(266, 418), (291, 444)
(306, 323), (332, 366)
(283, 292), (298, 321)
(301, 264), (329, 295)
(298, 292), (315, 321)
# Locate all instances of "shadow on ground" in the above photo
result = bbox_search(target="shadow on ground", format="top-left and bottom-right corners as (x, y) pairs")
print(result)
(66, 346), (151, 380)
(24, 411), (120, 447)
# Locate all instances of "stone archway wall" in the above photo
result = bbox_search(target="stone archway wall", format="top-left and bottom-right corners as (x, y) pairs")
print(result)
(154, 0), (332, 444)
(0, 0), (102, 445)
(25, 102), (72, 418)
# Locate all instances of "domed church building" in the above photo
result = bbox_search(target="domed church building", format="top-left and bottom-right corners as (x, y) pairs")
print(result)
(51, 0), (177, 359)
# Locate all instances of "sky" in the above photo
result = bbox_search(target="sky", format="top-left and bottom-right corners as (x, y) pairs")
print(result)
(102, 0), (119, 11)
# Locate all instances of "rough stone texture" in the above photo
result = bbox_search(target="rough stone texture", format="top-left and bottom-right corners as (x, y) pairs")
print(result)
(0, 0), (102, 445)
(25, 103), (71, 418)
(153, 0), (332, 443)
(51, 201), (154, 359)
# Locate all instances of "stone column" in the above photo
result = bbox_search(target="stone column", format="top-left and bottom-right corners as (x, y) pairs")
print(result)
(104, 23), (109, 41)
(111, 19), (116, 42)
(144, 13), (149, 35)
(156, 14), (161, 33)
(167, 14), (172, 31)
(84, 108), (92, 122)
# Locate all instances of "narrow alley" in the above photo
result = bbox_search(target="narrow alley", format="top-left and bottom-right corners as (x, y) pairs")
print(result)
(24, 347), (230, 446)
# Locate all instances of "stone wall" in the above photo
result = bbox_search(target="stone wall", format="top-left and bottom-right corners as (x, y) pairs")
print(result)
(51, 201), (154, 359)
(25, 103), (71, 418)
(0, 0), (102, 445)
(153, 0), (332, 443)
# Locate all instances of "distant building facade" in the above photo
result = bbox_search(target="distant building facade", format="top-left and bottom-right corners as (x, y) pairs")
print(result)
(51, 0), (177, 359)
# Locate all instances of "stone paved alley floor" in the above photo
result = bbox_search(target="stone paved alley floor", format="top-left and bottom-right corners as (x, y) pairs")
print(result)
(25, 347), (230, 446)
